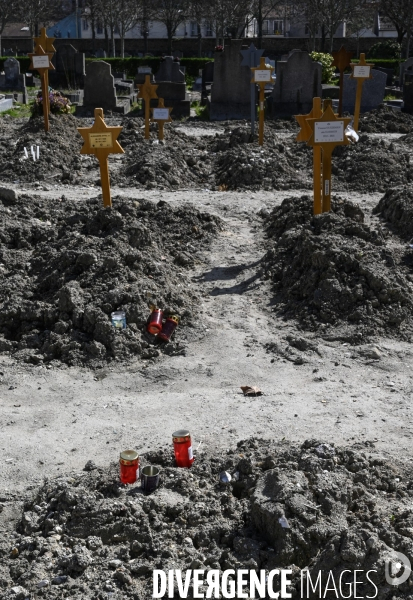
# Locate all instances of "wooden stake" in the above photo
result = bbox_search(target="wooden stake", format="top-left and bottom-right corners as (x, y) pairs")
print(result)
(40, 73), (50, 133)
(251, 57), (274, 147)
(322, 147), (333, 212)
(259, 85), (265, 146)
(137, 75), (158, 141)
(350, 53), (373, 134)
(332, 46), (353, 118)
(98, 156), (111, 208)
(312, 98), (322, 215)
(150, 98), (172, 142)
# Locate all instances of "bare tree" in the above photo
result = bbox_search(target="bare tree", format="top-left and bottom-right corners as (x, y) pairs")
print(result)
(249, 0), (284, 48)
(116, 0), (140, 57)
(17, 0), (62, 39)
(205, 0), (250, 46)
(379, 0), (413, 55)
(0, 0), (17, 55)
(188, 0), (207, 57)
(153, 0), (191, 55)
(346, 2), (376, 55)
(138, 0), (157, 55)
(83, 0), (101, 50)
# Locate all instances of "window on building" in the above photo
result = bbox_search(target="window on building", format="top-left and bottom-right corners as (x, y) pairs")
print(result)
(273, 20), (283, 34)
(82, 19), (89, 31)
(97, 21), (103, 34)
(190, 22), (198, 36)
(262, 20), (270, 35)
(205, 21), (213, 37)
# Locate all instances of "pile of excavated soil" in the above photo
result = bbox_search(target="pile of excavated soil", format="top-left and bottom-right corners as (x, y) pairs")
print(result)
(0, 194), (222, 367)
(213, 126), (312, 191)
(358, 105), (413, 133)
(1, 438), (412, 599)
(373, 185), (413, 240)
(261, 196), (413, 340)
(0, 115), (85, 184)
(332, 135), (413, 193)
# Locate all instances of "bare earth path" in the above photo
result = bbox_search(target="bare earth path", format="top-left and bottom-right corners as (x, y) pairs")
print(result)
(1, 186), (413, 533)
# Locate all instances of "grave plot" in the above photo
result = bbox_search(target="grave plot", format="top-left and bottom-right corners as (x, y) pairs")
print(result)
(0, 194), (222, 366)
(1, 438), (411, 599)
(332, 135), (413, 192)
(373, 185), (413, 239)
(358, 104), (413, 133)
(261, 195), (413, 341)
(0, 115), (87, 184)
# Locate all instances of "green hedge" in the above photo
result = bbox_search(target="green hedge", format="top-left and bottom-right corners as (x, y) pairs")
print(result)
(351, 58), (403, 70)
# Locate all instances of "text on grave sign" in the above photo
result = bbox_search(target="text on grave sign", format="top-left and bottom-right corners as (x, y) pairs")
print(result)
(353, 65), (371, 78)
(32, 55), (50, 69)
(314, 121), (344, 143)
(89, 132), (113, 148)
(254, 70), (271, 82)
(153, 108), (170, 120)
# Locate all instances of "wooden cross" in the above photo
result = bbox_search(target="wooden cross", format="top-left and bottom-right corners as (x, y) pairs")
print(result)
(137, 75), (158, 140)
(332, 45), (353, 117)
(350, 53), (373, 133)
(34, 27), (56, 54)
(77, 108), (124, 208)
(306, 103), (351, 213)
(295, 97), (323, 215)
(251, 56), (274, 146)
(29, 38), (55, 133)
(150, 98), (172, 141)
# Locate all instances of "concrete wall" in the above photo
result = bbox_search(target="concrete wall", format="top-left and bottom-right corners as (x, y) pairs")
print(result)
(1, 36), (382, 58)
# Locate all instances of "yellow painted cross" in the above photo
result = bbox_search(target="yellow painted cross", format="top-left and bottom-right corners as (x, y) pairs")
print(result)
(29, 28), (56, 133)
(350, 53), (373, 133)
(295, 97), (323, 215)
(306, 103), (351, 213)
(150, 98), (172, 141)
(332, 45), (353, 117)
(137, 75), (158, 140)
(77, 108), (124, 208)
(251, 56), (274, 146)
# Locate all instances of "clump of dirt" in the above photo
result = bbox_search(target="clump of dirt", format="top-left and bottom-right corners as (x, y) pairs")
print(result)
(373, 186), (413, 240)
(261, 196), (413, 339)
(0, 115), (85, 184)
(0, 194), (222, 367)
(1, 438), (412, 599)
(358, 104), (413, 133)
(333, 136), (413, 193)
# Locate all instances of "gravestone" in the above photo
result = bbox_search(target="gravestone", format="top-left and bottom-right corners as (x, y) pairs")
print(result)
(342, 69), (387, 113)
(201, 61), (214, 105)
(0, 57), (28, 103)
(155, 57), (185, 83)
(0, 94), (13, 112)
(400, 58), (413, 87)
(135, 66), (155, 86)
(50, 44), (85, 88)
(210, 39), (251, 120)
(270, 50), (321, 117)
(153, 56), (189, 118)
(76, 61), (129, 115)
(403, 73), (413, 114)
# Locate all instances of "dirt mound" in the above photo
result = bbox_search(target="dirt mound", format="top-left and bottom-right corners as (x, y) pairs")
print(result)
(0, 194), (222, 367)
(358, 105), (413, 133)
(332, 135), (413, 193)
(373, 186), (413, 240)
(214, 135), (312, 191)
(1, 438), (412, 599)
(0, 115), (85, 184)
(261, 196), (413, 339)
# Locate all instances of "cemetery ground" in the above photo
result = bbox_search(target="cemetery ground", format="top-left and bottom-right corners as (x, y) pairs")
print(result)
(3, 110), (413, 598)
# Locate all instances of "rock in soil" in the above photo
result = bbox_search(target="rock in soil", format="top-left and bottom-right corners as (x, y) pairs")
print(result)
(0, 438), (412, 599)
(0, 194), (222, 367)
(373, 185), (413, 240)
(261, 195), (413, 341)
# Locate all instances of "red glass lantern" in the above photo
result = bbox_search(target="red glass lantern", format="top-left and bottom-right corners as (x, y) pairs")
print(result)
(172, 430), (194, 468)
(120, 450), (139, 484)
(147, 307), (163, 335)
(158, 315), (179, 342)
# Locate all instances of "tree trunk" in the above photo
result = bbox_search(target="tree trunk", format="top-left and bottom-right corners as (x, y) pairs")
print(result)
(321, 23), (326, 52)
(111, 26), (115, 57)
(257, 0), (263, 49)
(0, 34), (2, 56)
(167, 24), (173, 55)
(121, 35), (125, 58)
(105, 25), (109, 54)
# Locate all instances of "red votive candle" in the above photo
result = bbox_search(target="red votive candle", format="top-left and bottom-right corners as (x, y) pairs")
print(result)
(172, 430), (194, 468)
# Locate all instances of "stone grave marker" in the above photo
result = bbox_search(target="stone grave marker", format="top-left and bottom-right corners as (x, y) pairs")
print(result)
(201, 61), (214, 105)
(403, 73), (413, 114)
(50, 43), (85, 88)
(77, 61), (130, 115)
(153, 56), (189, 118)
(400, 57), (413, 87)
(0, 57), (28, 103)
(210, 39), (251, 120)
(155, 57), (185, 83)
(342, 69), (386, 116)
(271, 50), (322, 117)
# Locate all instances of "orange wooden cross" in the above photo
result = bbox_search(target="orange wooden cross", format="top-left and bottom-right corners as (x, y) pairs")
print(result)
(295, 97), (323, 214)
(306, 103), (351, 213)
(77, 108), (124, 208)
(150, 98), (172, 141)
(34, 27), (56, 54)
(29, 40), (55, 133)
(137, 75), (158, 140)
(251, 57), (274, 146)
(350, 53), (373, 133)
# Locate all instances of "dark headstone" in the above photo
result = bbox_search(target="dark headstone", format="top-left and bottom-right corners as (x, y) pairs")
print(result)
(50, 44), (85, 88)
(342, 69), (387, 113)
(77, 61), (129, 115)
(0, 57), (27, 103)
(210, 40), (251, 120)
(403, 73), (413, 114)
(155, 57), (185, 83)
(400, 58), (413, 88)
(271, 50), (321, 117)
